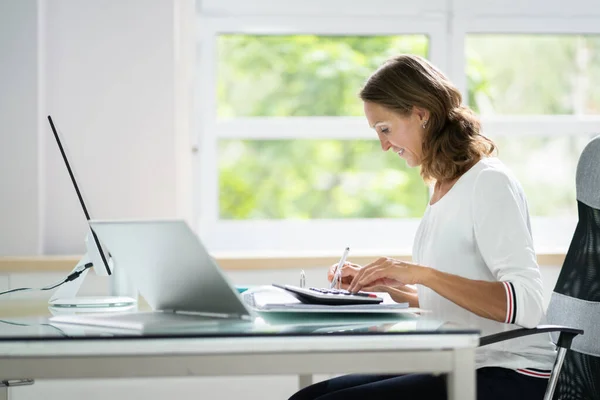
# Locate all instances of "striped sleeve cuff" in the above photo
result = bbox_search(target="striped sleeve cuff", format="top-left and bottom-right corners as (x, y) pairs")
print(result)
(516, 368), (551, 379)
(502, 281), (517, 324)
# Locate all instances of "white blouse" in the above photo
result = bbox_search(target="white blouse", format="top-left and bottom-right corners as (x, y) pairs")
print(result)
(413, 157), (556, 377)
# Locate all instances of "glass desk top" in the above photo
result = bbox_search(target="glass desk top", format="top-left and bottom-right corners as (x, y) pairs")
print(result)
(0, 299), (479, 341)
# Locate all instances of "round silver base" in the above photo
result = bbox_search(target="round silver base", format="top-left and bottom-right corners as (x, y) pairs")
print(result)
(49, 296), (137, 309)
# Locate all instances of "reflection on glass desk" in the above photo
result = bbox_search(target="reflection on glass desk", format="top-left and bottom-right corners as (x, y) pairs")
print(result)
(0, 299), (452, 339)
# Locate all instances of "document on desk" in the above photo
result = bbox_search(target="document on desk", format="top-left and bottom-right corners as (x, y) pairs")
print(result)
(257, 302), (410, 312)
(243, 286), (414, 314)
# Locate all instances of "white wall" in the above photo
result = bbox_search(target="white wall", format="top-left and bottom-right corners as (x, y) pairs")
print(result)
(0, 0), (193, 256)
(0, 0), (42, 255)
(42, 0), (188, 254)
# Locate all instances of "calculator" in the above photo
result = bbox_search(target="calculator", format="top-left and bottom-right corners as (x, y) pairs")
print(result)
(272, 284), (383, 306)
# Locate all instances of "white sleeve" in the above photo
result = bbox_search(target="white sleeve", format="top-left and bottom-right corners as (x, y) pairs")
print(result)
(472, 169), (545, 329)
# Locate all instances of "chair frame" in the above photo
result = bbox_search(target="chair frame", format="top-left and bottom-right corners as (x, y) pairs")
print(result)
(479, 325), (584, 400)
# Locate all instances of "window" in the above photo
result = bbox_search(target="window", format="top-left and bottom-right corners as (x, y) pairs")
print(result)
(459, 23), (600, 251)
(196, 5), (600, 254)
(467, 34), (600, 217)
(492, 134), (596, 217)
(467, 35), (600, 116)
(195, 16), (446, 252)
(217, 35), (429, 221)
(218, 35), (428, 118)
(219, 139), (429, 220)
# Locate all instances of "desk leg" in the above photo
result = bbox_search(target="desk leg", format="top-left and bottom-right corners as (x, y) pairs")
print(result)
(447, 348), (476, 400)
(298, 374), (313, 390)
(0, 386), (8, 400)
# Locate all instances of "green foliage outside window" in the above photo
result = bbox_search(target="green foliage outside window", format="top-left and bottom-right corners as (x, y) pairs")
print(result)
(218, 35), (429, 220)
(468, 35), (600, 217)
(217, 34), (600, 220)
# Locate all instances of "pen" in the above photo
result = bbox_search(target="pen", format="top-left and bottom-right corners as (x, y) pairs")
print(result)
(330, 247), (350, 289)
(300, 269), (306, 288)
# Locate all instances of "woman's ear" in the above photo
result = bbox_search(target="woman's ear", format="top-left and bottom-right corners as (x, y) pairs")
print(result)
(412, 106), (430, 123)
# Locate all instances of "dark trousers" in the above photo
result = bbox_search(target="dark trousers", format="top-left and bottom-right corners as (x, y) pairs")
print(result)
(289, 367), (548, 400)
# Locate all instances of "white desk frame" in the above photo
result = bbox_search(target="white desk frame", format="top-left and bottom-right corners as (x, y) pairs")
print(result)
(0, 333), (478, 400)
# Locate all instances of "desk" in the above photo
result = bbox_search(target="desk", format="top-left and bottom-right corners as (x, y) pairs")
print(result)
(0, 301), (479, 400)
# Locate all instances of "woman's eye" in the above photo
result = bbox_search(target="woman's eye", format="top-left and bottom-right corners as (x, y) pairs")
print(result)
(381, 128), (390, 134)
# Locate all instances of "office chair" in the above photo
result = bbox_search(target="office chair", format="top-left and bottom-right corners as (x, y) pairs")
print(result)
(479, 134), (600, 400)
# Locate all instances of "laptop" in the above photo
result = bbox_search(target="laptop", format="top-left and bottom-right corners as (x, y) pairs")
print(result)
(49, 220), (256, 332)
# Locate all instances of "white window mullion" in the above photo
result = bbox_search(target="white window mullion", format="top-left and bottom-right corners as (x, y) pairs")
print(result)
(208, 219), (422, 253)
(216, 117), (372, 140)
(448, 15), (467, 101)
(215, 116), (600, 141)
(459, 16), (600, 35)
(200, 0), (448, 19)
(427, 14), (451, 88)
(481, 116), (600, 138)
(201, 16), (446, 36)
(196, 23), (219, 241)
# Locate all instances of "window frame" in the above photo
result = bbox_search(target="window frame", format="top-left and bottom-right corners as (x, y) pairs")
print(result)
(193, 9), (600, 254)
(452, 15), (600, 252)
(194, 16), (447, 253)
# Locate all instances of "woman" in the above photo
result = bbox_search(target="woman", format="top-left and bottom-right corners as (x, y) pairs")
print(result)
(289, 55), (556, 400)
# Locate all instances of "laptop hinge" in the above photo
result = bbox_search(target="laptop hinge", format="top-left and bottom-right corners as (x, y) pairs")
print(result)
(159, 309), (249, 320)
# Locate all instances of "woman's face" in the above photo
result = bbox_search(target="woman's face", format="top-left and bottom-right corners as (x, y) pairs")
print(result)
(363, 101), (428, 168)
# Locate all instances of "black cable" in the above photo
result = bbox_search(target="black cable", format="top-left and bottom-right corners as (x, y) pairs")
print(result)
(0, 263), (94, 297)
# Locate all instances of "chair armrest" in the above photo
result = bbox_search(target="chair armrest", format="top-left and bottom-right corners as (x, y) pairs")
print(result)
(480, 325), (583, 348)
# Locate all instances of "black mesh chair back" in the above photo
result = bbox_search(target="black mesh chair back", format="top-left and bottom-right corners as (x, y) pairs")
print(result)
(546, 134), (600, 400)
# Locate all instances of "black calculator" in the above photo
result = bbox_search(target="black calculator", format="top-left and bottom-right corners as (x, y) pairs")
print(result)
(272, 284), (383, 306)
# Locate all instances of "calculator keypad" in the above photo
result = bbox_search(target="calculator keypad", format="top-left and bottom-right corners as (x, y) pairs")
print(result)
(308, 288), (372, 297)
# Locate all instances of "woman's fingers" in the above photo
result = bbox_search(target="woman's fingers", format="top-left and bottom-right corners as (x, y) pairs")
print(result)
(360, 284), (409, 305)
(330, 257), (398, 291)
(340, 263), (360, 277)
(360, 284), (386, 293)
(375, 277), (405, 287)
(349, 266), (388, 293)
(327, 262), (361, 282)
(327, 263), (339, 282)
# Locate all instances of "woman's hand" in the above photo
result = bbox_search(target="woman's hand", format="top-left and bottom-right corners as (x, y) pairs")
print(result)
(327, 261), (362, 290)
(347, 257), (429, 293)
(345, 258), (516, 325)
(359, 284), (420, 307)
(328, 259), (411, 290)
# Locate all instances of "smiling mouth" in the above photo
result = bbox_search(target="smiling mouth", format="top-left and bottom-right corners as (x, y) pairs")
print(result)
(396, 148), (405, 156)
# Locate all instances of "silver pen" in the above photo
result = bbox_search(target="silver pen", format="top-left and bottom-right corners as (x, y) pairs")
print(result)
(300, 269), (306, 288)
(330, 247), (350, 289)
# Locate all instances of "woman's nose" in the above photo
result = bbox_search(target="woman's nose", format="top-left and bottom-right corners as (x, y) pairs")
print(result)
(380, 139), (391, 151)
